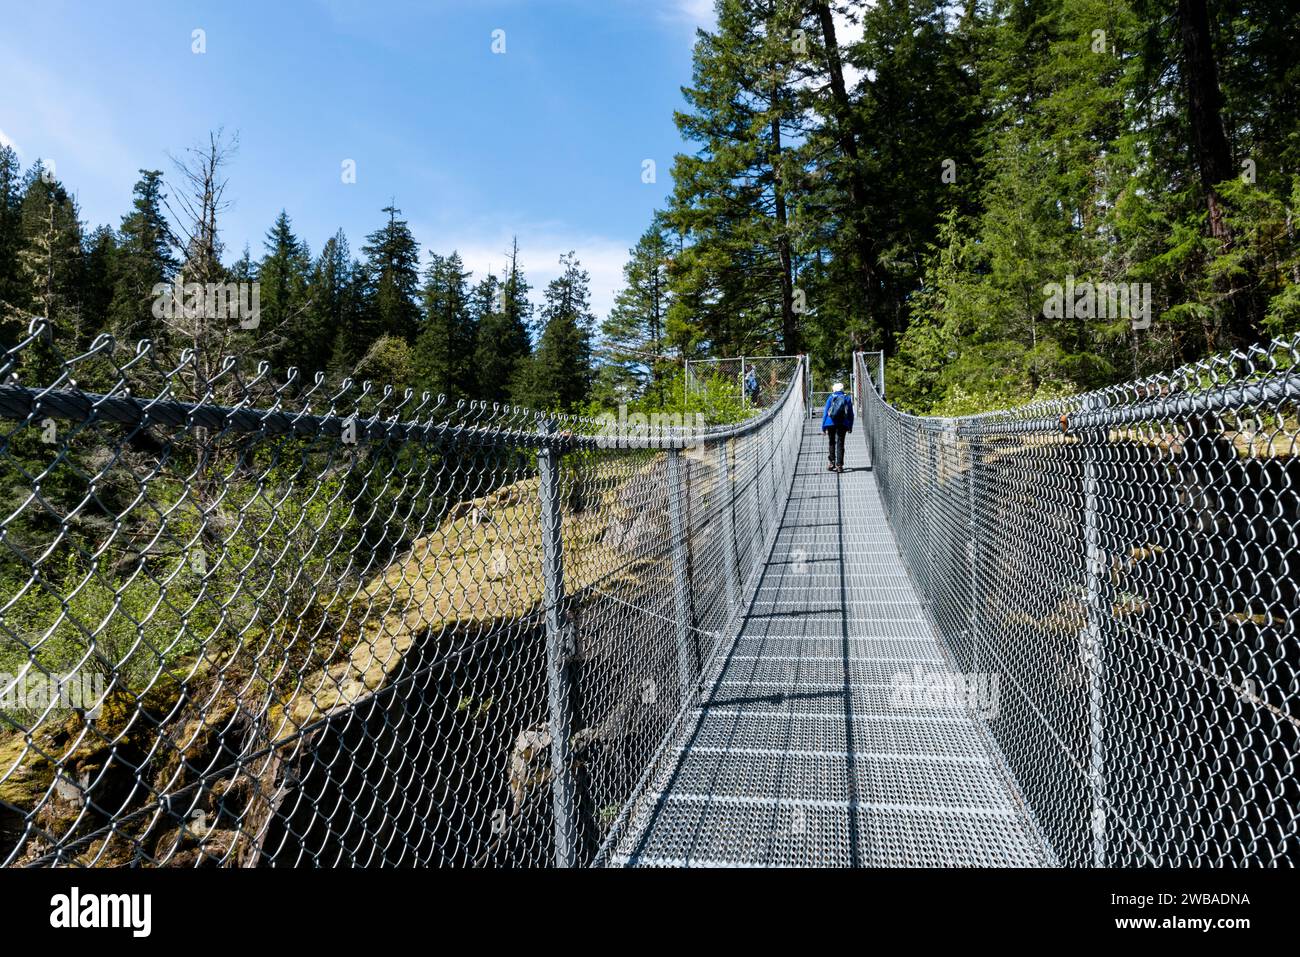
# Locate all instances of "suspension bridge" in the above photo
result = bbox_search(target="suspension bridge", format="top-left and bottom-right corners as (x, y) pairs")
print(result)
(612, 415), (1045, 867)
(0, 328), (1296, 867)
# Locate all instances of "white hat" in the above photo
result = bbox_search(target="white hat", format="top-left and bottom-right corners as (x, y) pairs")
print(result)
(832, 381), (845, 392)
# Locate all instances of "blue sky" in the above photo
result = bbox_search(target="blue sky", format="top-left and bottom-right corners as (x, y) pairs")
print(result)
(0, 0), (718, 317)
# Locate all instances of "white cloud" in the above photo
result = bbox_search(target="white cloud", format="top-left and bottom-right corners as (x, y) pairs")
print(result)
(674, 0), (716, 23)
(661, 0), (717, 33)
(0, 127), (18, 155)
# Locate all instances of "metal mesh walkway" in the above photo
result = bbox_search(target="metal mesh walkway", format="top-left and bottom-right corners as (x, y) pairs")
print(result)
(612, 418), (1046, 866)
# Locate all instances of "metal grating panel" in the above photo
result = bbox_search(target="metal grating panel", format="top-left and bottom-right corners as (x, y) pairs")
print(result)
(614, 419), (1045, 866)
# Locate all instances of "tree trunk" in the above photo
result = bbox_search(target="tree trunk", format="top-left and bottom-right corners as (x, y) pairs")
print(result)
(1176, 0), (1258, 349)
(813, 0), (885, 351)
(771, 108), (798, 354)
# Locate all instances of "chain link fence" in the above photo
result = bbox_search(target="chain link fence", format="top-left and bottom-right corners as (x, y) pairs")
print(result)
(809, 373), (856, 422)
(685, 355), (803, 412)
(0, 322), (805, 867)
(854, 338), (1300, 866)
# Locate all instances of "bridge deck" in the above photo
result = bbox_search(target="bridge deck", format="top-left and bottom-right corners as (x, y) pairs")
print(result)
(613, 418), (1045, 866)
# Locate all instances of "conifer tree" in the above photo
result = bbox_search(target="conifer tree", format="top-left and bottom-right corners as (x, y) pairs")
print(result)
(108, 170), (176, 343)
(14, 162), (86, 373)
(601, 222), (672, 402)
(0, 146), (26, 347)
(258, 209), (312, 372)
(473, 239), (533, 404)
(528, 252), (594, 411)
(665, 0), (809, 355)
(309, 230), (363, 379)
(81, 225), (117, 335)
(414, 251), (476, 402)
(359, 205), (421, 346)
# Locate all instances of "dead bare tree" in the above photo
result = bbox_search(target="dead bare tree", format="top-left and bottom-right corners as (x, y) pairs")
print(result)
(157, 130), (281, 506)
(160, 129), (282, 406)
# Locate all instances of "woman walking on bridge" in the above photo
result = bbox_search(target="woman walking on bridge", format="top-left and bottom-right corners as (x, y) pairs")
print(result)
(822, 382), (854, 472)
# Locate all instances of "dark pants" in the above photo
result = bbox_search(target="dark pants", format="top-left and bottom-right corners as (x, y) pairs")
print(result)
(826, 425), (848, 467)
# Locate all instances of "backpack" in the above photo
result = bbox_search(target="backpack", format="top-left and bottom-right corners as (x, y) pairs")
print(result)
(827, 392), (848, 423)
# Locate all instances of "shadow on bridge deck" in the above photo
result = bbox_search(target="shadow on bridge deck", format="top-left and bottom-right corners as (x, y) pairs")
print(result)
(612, 418), (1047, 867)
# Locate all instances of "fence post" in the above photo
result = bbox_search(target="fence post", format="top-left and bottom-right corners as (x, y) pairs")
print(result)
(922, 426), (937, 609)
(755, 429), (768, 548)
(878, 350), (885, 400)
(966, 423), (980, 675)
(537, 425), (577, 868)
(717, 439), (739, 611)
(858, 355), (869, 471)
(765, 421), (779, 532)
(666, 446), (697, 708)
(1081, 396), (1107, 867)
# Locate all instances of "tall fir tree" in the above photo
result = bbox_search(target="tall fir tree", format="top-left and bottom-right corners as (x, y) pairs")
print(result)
(0, 145), (26, 347)
(359, 205), (421, 346)
(14, 162), (86, 376)
(601, 222), (673, 403)
(258, 209), (312, 372)
(309, 229), (363, 380)
(473, 238), (533, 404)
(528, 252), (594, 411)
(81, 225), (117, 336)
(843, 0), (984, 355)
(414, 251), (477, 402)
(665, 0), (809, 356)
(108, 170), (175, 343)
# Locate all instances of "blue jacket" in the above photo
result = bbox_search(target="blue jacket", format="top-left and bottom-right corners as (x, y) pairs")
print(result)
(822, 391), (854, 431)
